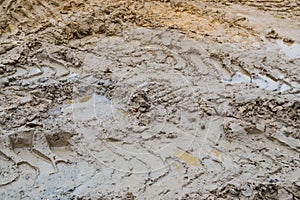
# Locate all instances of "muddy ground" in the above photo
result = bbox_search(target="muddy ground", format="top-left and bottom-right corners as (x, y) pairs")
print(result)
(0, 0), (299, 199)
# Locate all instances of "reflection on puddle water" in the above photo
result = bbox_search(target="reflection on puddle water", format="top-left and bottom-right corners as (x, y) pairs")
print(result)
(68, 72), (78, 78)
(173, 149), (201, 167)
(277, 40), (300, 59)
(230, 72), (291, 92)
(231, 71), (251, 83)
(78, 95), (93, 103)
(63, 93), (113, 121)
(68, 68), (82, 78)
(252, 74), (280, 91)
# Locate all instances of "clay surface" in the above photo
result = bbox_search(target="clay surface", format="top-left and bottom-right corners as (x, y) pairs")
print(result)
(0, 0), (299, 199)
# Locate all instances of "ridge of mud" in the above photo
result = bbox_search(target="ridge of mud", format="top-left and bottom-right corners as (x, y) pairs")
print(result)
(0, 0), (141, 38)
(0, 0), (263, 43)
(203, 0), (300, 19)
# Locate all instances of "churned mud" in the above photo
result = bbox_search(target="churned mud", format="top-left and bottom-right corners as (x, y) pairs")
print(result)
(0, 0), (299, 199)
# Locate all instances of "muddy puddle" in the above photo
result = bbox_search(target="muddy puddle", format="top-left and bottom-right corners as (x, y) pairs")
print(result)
(64, 93), (112, 121)
(229, 71), (292, 92)
(277, 40), (300, 59)
(0, 0), (299, 199)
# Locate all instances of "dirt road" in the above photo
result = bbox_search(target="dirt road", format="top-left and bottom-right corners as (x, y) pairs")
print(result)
(0, 0), (299, 199)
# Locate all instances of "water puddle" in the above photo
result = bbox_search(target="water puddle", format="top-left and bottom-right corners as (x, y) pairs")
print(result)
(231, 71), (251, 83)
(68, 72), (79, 78)
(27, 67), (42, 77)
(276, 40), (300, 59)
(68, 67), (82, 78)
(229, 71), (291, 92)
(211, 148), (224, 161)
(173, 149), (201, 167)
(63, 93), (112, 121)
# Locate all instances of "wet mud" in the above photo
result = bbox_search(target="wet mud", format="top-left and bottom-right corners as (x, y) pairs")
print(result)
(0, 0), (299, 199)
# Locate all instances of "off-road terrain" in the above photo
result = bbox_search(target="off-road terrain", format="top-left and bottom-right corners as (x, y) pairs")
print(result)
(0, 0), (299, 199)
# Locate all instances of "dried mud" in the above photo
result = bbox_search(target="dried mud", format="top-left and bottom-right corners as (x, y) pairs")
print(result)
(0, 0), (299, 199)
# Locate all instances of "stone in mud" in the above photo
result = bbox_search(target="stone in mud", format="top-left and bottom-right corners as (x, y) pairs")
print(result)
(266, 29), (280, 39)
(244, 122), (266, 134)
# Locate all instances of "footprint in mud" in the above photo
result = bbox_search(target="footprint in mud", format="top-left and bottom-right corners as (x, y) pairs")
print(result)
(66, 65), (212, 173)
(0, 128), (74, 178)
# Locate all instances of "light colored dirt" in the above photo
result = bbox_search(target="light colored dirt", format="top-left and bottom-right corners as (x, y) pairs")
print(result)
(0, 0), (299, 199)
